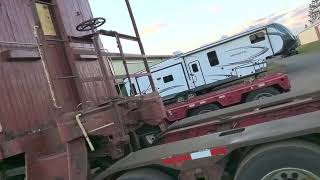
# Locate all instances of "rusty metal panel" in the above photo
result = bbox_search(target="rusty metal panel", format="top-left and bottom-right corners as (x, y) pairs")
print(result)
(45, 43), (80, 111)
(76, 60), (111, 103)
(56, 0), (93, 37)
(0, 59), (54, 137)
(1, 0), (36, 43)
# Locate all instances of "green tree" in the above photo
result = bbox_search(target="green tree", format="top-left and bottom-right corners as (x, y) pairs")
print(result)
(309, 0), (320, 23)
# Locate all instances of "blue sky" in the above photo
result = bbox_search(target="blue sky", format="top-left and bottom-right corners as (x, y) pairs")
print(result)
(89, 0), (309, 55)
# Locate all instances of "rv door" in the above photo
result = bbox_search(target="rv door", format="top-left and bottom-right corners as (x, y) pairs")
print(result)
(188, 61), (206, 88)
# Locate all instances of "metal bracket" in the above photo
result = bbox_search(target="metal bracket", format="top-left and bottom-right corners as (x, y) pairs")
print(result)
(75, 113), (95, 151)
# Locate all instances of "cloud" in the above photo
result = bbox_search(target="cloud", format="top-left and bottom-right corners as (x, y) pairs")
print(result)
(211, 4), (223, 13)
(140, 23), (168, 37)
(227, 5), (309, 36)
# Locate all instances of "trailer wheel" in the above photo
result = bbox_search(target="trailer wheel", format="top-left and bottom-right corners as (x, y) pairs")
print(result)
(235, 141), (320, 180)
(245, 87), (280, 102)
(189, 104), (220, 116)
(117, 168), (174, 180)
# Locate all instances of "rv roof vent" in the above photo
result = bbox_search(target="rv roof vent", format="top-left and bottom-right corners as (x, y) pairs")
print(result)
(173, 51), (183, 57)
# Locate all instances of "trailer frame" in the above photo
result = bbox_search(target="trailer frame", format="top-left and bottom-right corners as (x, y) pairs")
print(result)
(93, 88), (320, 180)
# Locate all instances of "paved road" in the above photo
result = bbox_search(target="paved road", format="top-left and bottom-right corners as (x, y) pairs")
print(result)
(274, 52), (320, 93)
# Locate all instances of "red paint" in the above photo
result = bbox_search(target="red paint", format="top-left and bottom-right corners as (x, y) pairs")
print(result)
(161, 147), (228, 165)
(166, 73), (291, 122)
(211, 147), (227, 156)
(161, 154), (192, 165)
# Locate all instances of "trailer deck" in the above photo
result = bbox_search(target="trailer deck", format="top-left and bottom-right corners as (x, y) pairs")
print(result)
(93, 90), (320, 179)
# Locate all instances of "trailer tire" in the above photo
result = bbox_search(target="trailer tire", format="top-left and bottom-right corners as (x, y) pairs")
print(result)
(117, 168), (174, 180)
(235, 140), (320, 180)
(188, 104), (220, 116)
(245, 87), (280, 102)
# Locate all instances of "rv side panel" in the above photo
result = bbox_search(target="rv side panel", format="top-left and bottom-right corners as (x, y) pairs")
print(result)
(184, 29), (272, 86)
(152, 63), (189, 97)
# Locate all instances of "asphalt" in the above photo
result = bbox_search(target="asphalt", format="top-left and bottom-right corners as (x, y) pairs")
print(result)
(273, 52), (320, 93)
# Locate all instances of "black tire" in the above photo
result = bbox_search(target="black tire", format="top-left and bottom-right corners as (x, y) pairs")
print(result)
(176, 96), (185, 103)
(245, 87), (280, 102)
(117, 168), (174, 180)
(235, 140), (320, 180)
(188, 104), (220, 116)
(187, 93), (196, 100)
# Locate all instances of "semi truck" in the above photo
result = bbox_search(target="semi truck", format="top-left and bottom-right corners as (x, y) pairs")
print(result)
(0, 1), (319, 180)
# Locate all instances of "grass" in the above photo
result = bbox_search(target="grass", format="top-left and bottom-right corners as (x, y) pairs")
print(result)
(266, 62), (287, 74)
(297, 41), (320, 54)
(265, 40), (320, 75)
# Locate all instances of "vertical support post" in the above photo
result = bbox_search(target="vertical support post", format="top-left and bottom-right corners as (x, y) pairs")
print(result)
(315, 25), (320, 41)
(115, 34), (135, 95)
(67, 139), (88, 180)
(91, 28), (118, 98)
(124, 0), (156, 92)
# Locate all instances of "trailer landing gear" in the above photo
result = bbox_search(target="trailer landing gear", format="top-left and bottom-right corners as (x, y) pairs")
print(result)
(234, 140), (320, 180)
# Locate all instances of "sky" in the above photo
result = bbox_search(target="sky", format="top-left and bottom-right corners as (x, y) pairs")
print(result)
(88, 0), (310, 55)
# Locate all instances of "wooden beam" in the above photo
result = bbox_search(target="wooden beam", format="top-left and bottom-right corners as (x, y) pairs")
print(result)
(73, 49), (172, 61)
(76, 54), (97, 61)
(1, 50), (40, 61)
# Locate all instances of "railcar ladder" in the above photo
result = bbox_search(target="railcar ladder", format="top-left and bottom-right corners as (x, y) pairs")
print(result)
(69, 1), (156, 103)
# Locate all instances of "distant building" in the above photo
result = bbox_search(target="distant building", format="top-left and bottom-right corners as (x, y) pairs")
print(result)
(109, 54), (172, 76)
(107, 54), (172, 95)
(298, 20), (320, 45)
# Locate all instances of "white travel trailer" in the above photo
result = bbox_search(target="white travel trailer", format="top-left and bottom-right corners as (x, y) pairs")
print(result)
(125, 23), (297, 101)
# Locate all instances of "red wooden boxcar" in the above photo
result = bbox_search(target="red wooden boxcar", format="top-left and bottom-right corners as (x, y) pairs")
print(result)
(0, 0), (166, 179)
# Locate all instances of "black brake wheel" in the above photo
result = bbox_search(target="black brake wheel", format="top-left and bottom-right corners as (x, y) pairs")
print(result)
(76, 17), (106, 32)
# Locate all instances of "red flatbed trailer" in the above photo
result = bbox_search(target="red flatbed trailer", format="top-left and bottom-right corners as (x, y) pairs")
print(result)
(166, 73), (291, 122)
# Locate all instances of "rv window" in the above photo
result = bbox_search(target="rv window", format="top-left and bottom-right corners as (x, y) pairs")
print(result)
(207, 51), (219, 66)
(191, 64), (199, 72)
(250, 32), (265, 44)
(163, 75), (174, 83)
